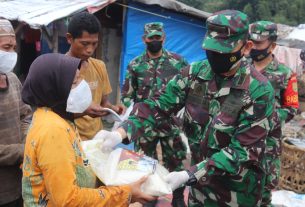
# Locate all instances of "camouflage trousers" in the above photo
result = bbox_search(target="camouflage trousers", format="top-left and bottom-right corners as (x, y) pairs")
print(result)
(261, 125), (282, 206)
(187, 139), (265, 206)
(261, 156), (280, 207)
(187, 168), (266, 207)
(134, 127), (186, 172)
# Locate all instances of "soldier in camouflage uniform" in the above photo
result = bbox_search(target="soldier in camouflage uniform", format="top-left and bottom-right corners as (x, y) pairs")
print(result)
(97, 10), (275, 206)
(121, 22), (188, 207)
(249, 21), (299, 206)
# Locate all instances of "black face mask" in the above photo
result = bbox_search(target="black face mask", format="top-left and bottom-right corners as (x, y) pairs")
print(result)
(206, 47), (244, 75)
(250, 45), (272, 62)
(146, 40), (163, 53)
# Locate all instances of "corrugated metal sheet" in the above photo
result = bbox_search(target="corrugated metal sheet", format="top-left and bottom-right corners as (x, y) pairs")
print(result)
(0, 0), (114, 28)
(134, 0), (210, 19)
(0, 0), (209, 29)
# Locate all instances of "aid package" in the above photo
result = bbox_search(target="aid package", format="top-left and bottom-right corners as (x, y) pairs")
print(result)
(81, 139), (172, 196)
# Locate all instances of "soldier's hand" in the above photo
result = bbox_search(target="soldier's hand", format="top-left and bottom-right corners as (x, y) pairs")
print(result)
(93, 130), (123, 152)
(129, 176), (158, 204)
(165, 171), (189, 191)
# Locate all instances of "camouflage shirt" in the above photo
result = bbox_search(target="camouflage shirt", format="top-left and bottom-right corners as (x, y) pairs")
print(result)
(261, 56), (297, 125)
(121, 49), (188, 107)
(122, 56), (274, 182)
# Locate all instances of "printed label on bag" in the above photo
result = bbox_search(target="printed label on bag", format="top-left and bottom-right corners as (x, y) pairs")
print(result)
(117, 150), (157, 173)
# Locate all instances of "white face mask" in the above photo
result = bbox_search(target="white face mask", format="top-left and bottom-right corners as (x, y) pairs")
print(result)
(66, 80), (92, 113)
(0, 50), (17, 74)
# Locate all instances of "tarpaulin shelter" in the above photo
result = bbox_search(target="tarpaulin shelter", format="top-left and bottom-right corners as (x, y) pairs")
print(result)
(0, 0), (210, 102)
(274, 23), (305, 73)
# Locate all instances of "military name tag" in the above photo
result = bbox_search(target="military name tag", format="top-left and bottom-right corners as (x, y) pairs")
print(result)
(187, 82), (209, 109)
(221, 90), (245, 119)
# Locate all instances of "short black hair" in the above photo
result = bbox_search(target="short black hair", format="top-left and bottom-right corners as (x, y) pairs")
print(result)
(68, 12), (101, 38)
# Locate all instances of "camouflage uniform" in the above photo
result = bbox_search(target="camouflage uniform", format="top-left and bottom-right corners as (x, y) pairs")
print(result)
(121, 22), (188, 172)
(249, 21), (299, 206)
(121, 11), (275, 206)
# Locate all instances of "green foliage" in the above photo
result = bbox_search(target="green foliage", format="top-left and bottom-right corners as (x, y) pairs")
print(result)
(243, 3), (254, 21)
(178, 0), (305, 26)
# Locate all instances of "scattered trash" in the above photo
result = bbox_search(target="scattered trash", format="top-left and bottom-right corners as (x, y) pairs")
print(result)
(285, 138), (305, 149)
(272, 190), (305, 207)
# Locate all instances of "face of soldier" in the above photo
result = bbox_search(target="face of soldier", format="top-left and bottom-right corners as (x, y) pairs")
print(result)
(250, 39), (276, 62)
(206, 40), (252, 76)
(66, 31), (99, 61)
(144, 35), (164, 54)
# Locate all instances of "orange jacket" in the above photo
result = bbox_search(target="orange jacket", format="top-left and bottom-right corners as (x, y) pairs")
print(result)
(22, 107), (131, 207)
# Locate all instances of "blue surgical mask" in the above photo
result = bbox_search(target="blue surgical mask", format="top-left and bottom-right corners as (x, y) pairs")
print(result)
(0, 50), (17, 74)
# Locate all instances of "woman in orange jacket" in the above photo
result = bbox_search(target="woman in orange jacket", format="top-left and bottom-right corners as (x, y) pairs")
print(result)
(21, 53), (156, 207)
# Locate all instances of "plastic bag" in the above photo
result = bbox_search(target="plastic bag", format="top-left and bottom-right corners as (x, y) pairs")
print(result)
(81, 140), (172, 196)
(272, 190), (305, 207)
(104, 148), (157, 185)
(80, 139), (109, 182)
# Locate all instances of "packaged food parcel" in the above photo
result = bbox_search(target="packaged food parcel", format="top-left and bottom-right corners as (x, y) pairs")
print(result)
(81, 139), (172, 196)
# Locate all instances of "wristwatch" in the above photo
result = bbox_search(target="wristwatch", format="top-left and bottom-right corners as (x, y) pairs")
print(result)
(185, 170), (198, 186)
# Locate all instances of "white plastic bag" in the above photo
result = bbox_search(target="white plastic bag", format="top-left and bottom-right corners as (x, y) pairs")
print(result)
(104, 148), (156, 185)
(81, 140), (172, 196)
(80, 139), (109, 182)
(272, 190), (305, 207)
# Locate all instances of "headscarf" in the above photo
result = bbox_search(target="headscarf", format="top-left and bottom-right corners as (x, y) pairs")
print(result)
(0, 19), (15, 37)
(22, 53), (81, 121)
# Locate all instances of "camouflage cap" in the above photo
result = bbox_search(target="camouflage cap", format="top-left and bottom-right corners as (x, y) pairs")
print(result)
(249, 21), (277, 41)
(144, 22), (164, 38)
(202, 10), (249, 53)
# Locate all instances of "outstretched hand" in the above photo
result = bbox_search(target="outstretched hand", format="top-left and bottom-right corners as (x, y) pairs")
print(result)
(129, 176), (158, 204)
(165, 171), (189, 191)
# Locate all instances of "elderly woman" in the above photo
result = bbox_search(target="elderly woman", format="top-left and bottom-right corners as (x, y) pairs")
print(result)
(21, 53), (155, 206)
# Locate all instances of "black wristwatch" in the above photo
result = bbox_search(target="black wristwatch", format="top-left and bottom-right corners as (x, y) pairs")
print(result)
(185, 170), (198, 186)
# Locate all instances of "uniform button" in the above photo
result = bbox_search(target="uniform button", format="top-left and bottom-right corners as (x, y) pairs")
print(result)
(201, 177), (206, 182)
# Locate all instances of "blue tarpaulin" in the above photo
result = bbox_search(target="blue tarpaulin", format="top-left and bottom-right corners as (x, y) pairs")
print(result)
(120, 1), (207, 87)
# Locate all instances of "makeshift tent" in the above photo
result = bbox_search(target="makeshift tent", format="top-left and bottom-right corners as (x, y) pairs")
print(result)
(0, 0), (114, 29)
(120, 1), (207, 87)
(275, 24), (305, 72)
(0, 0), (209, 101)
